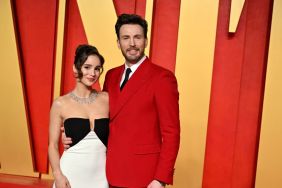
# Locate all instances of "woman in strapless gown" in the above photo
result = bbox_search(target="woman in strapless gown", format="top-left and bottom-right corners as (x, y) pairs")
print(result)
(48, 44), (109, 188)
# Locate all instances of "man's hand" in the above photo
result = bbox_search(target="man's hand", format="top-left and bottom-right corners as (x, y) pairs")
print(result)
(61, 126), (72, 150)
(147, 180), (165, 188)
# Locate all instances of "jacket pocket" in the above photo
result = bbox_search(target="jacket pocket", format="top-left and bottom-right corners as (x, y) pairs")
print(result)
(134, 144), (161, 155)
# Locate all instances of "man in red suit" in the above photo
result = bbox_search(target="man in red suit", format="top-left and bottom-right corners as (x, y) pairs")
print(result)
(63, 14), (180, 188)
(104, 14), (180, 188)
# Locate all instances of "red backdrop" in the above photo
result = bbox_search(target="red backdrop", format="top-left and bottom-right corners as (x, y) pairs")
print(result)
(10, 1), (274, 188)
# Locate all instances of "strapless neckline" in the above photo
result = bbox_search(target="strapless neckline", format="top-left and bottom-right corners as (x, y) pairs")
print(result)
(64, 118), (109, 147)
(64, 117), (109, 131)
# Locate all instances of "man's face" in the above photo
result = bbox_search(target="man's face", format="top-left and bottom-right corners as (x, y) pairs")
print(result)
(117, 24), (147, 66)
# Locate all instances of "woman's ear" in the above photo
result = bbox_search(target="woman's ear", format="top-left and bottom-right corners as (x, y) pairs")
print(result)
(73, 65), (78, 77)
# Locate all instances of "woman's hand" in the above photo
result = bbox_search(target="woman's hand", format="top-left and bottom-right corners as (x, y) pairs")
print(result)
(54, 172), (71, 188)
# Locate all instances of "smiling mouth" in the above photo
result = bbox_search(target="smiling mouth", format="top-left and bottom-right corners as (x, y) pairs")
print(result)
(87, 78), (95, 82)
(128, 49), (138, 55)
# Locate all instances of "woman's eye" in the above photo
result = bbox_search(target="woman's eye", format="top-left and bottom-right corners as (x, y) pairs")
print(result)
(95, 66), (103, 73)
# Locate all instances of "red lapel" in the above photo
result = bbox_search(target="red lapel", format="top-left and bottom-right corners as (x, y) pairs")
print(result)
(108, 66), (124, 118)
(111, 58), (153, 120)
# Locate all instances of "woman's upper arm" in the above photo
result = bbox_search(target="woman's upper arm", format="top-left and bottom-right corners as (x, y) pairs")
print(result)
(49, 99), (63, 145)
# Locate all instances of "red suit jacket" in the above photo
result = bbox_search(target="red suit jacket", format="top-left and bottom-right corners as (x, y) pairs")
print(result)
(103, 58), (180, 187)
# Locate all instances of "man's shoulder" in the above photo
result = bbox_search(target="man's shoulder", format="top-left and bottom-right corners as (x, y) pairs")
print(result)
(109, 64), (124, 72)
(147, 59), (175, 76)
(106, 65), (124, 75)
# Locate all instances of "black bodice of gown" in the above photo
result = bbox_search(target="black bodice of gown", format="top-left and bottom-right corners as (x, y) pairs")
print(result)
(64, 118), (109, 147)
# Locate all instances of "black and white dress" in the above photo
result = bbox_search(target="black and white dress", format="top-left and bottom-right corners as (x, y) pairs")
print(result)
(53, 118), (109, 188)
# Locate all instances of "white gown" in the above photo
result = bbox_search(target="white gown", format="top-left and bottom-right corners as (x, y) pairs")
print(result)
(53, 118), (109, 188)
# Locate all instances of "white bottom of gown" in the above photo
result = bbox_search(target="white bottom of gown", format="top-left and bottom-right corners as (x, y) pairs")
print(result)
(53, 131), (108, 188)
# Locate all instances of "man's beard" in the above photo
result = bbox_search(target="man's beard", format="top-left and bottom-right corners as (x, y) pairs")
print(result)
(122, 48), (144, 64)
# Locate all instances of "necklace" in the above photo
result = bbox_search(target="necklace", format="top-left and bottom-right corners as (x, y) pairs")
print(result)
(69, 91), (98, 104)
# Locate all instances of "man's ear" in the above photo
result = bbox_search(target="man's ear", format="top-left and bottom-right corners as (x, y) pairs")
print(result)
(117, 39), (121, 49)
(145, 38), (148, 47)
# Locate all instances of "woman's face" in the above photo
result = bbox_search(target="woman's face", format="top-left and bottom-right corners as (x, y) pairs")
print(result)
(76, 55), (103, 86)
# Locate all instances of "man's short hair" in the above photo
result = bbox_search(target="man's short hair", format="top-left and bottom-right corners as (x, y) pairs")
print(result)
(115, 13), (148, 39)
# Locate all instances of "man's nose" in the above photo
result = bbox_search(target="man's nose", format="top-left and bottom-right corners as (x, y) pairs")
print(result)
(129, 38), (135, 46)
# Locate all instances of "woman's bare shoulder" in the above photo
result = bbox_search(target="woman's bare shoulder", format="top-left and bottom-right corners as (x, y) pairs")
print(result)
(98, 91), (108, 97)
(51, 94), (70, 109)
(97, 91), (109, 106)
